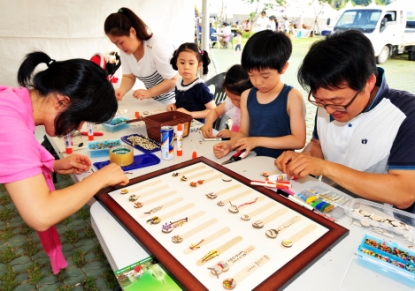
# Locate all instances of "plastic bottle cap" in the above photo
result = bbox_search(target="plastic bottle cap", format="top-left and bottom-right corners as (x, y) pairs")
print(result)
(177, 150), (183, 156)
(135, 111), (140, 118)
(66, 148), (73, 154)
(177, 123), (183, 131)
(88, 135), (94, 141)
(192, 151), (197, 159)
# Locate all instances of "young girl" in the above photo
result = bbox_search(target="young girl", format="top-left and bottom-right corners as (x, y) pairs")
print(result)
(213, 30), (306, 159)
(202, 65), (252, 138)
(166, 42), (216, 123)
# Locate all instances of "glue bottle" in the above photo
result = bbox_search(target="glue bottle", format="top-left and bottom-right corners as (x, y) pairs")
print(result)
(87, 122), (94, 141)
(65, 133), (72, 154)
(176, 123), (183, 157)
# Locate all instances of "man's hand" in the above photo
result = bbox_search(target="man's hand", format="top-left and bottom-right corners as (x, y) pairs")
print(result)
(275, 151), (324, 178)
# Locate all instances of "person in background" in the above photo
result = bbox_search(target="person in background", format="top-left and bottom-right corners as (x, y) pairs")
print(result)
(274, 18), (279, 32)
(219, 22), (232, 48)
(234, 31), (243, 53)
(104, 7), (179, 104)
(202, 64), (252, 138)
(283, 17), (290, 34)
(213, 30), (306, 159)
(0, 51), (129, 274)
(243, 19), (251, 32)
(269, 17), (276, 31)
(166, 42), (216, 123)
(209, 23), (217, 48)
(255, 11), (270, 32)
(275, 30), (415, 213)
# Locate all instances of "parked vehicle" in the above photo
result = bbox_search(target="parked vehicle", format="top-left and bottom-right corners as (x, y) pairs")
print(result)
(331, 2), (415, 63)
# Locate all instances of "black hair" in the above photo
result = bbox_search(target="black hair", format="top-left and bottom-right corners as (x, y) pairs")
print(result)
(297, 30), (378, 94)
(170, 42), (211, 75)
(104, 7), (152, 40)
(223, 65), (252, 96)
(17, 51), (117, 137)
(241, 30), (292, 73)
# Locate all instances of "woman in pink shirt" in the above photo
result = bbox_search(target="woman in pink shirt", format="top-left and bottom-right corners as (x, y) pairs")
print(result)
(0, 51), (129, 274)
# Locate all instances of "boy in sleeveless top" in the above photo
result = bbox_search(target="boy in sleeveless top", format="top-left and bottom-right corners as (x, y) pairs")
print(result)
(213, 30), (306, 159)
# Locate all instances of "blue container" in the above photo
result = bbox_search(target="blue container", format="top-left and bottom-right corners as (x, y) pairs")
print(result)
(160, 126), (174, 160)
(102, 117), (130, 132)
(88, 139), (121, 158)
(356, 234), (415, 286)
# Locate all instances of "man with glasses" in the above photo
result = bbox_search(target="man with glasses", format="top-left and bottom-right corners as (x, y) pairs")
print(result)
(275, 30), (415, 212)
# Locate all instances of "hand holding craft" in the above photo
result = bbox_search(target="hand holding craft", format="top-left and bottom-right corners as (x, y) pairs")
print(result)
(232, 137), (257, 158)
(94, 163), (129, 187)
(201, 123), (214, 138)
(133, 89), (152, 100)
(166, 103), (177, 112)
(216, 129), (232, 138)
(114, 88), (125, 101)
(53, 154), (91, 175)
(276, 151), (325, 179)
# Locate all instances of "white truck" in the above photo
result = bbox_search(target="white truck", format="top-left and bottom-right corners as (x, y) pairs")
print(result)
(331, 2), (415, 64)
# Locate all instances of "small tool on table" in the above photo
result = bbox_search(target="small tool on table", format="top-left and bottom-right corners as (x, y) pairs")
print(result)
(121, 117), (144, 124)
(221, 149), (247, 165)
(204, 137), (230, 141)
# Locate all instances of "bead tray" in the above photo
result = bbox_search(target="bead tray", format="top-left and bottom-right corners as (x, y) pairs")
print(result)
(121, 134), (161, 153)
(356, 234), (415, 286)
(103, 116), (130, 132)
(344, 198), (415, 243)
(93, 153), (160, 171)
(88, 139), (122, 158)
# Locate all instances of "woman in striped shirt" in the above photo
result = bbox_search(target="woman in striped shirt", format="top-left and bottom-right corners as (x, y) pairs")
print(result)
(105, 7), (179, 104)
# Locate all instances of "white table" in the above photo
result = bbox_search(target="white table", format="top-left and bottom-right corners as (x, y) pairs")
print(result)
(48, 95), (405, 291)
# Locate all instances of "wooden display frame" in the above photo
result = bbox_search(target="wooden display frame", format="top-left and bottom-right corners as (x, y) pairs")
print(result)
(95, 157), (349, 290)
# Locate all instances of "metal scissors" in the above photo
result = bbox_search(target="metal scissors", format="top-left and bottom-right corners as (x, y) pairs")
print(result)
(221, 149), (247, 165)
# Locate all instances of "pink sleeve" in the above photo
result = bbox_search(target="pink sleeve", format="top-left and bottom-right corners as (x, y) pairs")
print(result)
(0, 87), (47, 183)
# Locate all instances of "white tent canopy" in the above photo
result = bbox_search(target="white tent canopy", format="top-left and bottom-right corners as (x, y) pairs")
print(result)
(0, 0), (194, 87)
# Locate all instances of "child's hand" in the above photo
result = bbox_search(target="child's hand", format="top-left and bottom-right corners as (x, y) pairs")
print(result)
(213, 142), (231, 158)
(133, 89), (152, 100)
(115, 88), (125, 101)
(176, 108), (191, 115)
(233, 137), (257, 158)
(166, 104), (177, 111)
(53, 154), (91, 175)
(201, 124), (213, 138)
(216, 129), (232, 138)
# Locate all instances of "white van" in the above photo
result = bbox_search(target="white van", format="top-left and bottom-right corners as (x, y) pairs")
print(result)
(332, 3), (415, 63)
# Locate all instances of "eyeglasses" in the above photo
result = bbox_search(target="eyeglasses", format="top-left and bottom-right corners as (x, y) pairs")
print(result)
(308, 90), (360, 112)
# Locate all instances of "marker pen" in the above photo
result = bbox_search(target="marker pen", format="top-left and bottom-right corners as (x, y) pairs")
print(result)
(204, 137), (231, 141)
(287, 195), (314, 210)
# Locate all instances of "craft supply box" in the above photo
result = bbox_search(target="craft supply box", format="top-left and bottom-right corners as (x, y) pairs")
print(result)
(143, 111), (192, 142)
(343, 198), (415, 243)
(102, 117), (130, 132)
(341, 233), (415, 290)
(88, 139), (121, 158)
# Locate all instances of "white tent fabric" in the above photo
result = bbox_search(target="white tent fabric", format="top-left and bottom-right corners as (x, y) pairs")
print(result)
(0, 0), (194, 86)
